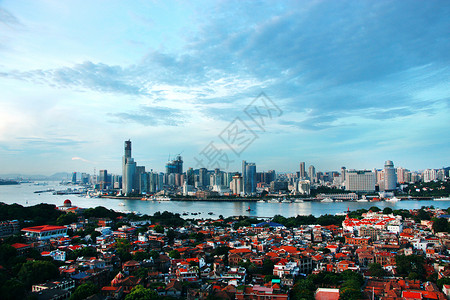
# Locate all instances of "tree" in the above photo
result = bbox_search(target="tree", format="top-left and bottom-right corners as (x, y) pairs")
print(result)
(432, 218), (450, 233)
(369, 206), (381, 212)
(368, 263), (388, 278)
(382, 207), (393, 214)
(125, 285), (158, 300)
(0, 244), (17, 267)
(154, 225), (164, 234)
(70, 282), (98, 300)
(56, 213), (78, 225)
(169, 250), (180, 259)
(395, 255), (425, 280)
(0, 279), (25, 300)
(18, 260), (58, 287)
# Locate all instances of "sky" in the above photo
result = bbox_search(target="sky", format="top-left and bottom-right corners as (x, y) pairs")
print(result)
(0, 0), (449, 176)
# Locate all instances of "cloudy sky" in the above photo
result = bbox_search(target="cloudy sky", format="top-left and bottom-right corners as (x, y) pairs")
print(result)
(0, 0), (449, 175)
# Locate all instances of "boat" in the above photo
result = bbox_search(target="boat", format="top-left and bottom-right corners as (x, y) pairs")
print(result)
(118, 202), (125, 206)
(369, 197), (381, 202)
(246, 206), (252, 211)
(268, 198), (280, 203)
(434, 196), (450, 201)
(321, 198), (334, 203)
(281, 199), (291, 203)
(208, 212), (214, 215)
(385, 196), (400, 202)
(335, 199), (343, 202)
(257, 200), (266, 203)
(155, 196), (171, 201)
(356, 199), (369, 202)
(294, 199), (304, 203)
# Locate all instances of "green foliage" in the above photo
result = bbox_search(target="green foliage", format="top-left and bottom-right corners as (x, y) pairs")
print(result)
(69, 282), (98, 300)
(18, 260), (59, 287)
(151, 211), (184, 227)
(67, 246), (98, 260)
(368, 263), (388, 278)
(395, 255), (425, 280)
(56, 213), (78, 225)
(116, 239), (132, 261)
(437, 277), (450, 289)
(169, 250), (181, 259)
(153, 225), (164, 234)
(432, 217), (450, 233)
(0, 279), (25, 300)
(382, 207), (393, 214)
(83, 206), (123, 219)
(125, 285), (158, 300)
(0, 203), (63, 225)
(0, 244), (17, 267)
(133, 251), (151, 261)
(405, 181), (450, 197)
(369, 206), (381, 212)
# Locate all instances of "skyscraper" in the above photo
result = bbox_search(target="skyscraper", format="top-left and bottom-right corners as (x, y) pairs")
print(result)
(99, 170), (108, 190)
(345, 170), (376, 192)
(384, 160), (397, 191)
(122, 140), (136, 195)
(308, 165), (316, 182)
(299, 162), (306, 179)
(242, 160), (256, 195)
(166, 155), (183, 175)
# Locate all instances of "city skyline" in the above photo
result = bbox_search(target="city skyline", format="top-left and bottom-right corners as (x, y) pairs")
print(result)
(0, 1), (449, 175)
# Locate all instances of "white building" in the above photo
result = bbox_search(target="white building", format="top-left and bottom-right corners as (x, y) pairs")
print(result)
(345, 170), (375, 192)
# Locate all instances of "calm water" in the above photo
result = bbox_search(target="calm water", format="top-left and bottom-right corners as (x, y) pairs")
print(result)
(0, 182), (449, 218)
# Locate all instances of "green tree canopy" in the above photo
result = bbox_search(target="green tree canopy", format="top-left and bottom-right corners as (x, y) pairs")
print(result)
(69, 282), (98, 300)
(125, 285), (158, 300)
(17, 260), (59, 287)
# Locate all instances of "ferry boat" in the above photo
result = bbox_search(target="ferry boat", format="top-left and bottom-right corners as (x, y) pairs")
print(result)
(385, 196), (400, 202)
(321, 198), (334, 203)
(434, 196), (450, 201)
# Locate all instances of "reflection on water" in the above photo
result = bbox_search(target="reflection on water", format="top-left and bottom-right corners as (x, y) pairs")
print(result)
(0, 182), (449, 218)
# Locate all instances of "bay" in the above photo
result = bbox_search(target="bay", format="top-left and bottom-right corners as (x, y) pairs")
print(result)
(0, 182), (449, 218)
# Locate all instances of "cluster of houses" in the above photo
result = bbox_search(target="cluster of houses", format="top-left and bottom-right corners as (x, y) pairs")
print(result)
(2, 202), (450, 299)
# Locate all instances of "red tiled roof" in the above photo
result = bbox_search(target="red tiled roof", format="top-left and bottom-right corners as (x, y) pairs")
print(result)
(22, 225), (67, 233)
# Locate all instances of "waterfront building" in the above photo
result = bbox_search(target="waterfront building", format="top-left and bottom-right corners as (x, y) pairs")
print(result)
(423, 169), (437, 182)
(308, 165), (316, 182)
(71, 172), (77, 184)
(298, 180), (310, 195)
(122, 140), (136, 195)
(299, 162), (306, 179)
(231, 174), (243, 195)
(199, 168), (208, 187)
(186, 168), (195, 186)
(384, 160), (397, 191)
(242, 161), (256, 195)
(345, 170), (375, 192)
(99, 170), (108, 190)
(166, 155), (183, 175)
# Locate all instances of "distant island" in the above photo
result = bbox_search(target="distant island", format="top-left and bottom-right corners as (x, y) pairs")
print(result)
(0, 179), (19, 185)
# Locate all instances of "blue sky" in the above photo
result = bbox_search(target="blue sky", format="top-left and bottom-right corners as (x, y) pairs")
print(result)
(0, 0), (449, 175)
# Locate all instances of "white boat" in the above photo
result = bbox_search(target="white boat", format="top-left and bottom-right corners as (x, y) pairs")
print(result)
(268, 198), (280, 203)
(118, 202), (125, 206)
(282, 199), (291, 203)
(321, 198), (334, 203)
(385, 196), (400, 202)
(356, 199), (369, 202)
(434, 196), (450, 201)
(156, 196), (171, 201)
(335, 200), (343, 202)
(257, 200), (266, 203)
(294, 199), (304, 203)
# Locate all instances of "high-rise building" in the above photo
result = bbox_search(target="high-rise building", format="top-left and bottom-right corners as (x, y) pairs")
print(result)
(99, 170), (108, 190)
(122, 140), (136, 195)
(186, 168), (195, 186)
(166, 155), (183, 175)
(199, 168), (208, 187)
(299, 162), (306, 179)
(242, 161), (256, 194)
(230, 174), (243, 195)
(71, 172), (77, 184)
(308, 165), (316, 182)
(423, 169), (437, 182)
(384, 160), (397, 191)
(298, 180), (311, 195)
(345, 170), (376, 192)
